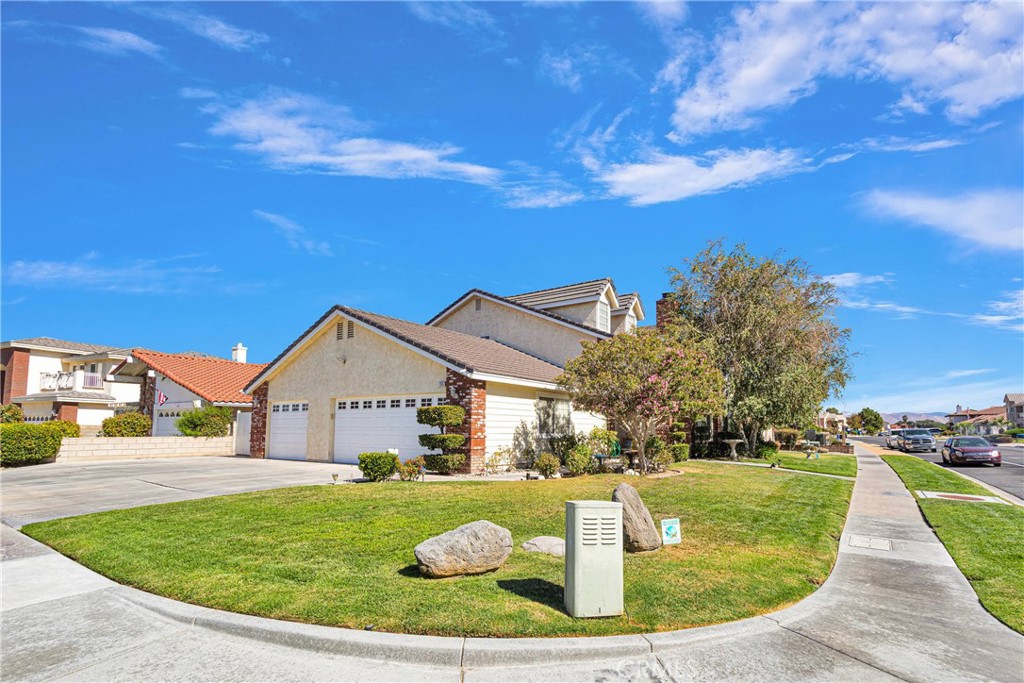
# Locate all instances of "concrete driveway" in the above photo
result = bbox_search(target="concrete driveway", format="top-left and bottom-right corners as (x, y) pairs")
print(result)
(1, 456), (361, 528)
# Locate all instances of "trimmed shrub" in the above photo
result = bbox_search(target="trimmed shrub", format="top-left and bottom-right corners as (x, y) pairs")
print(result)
(774, 428), (801, 449)
(755, 440), (779, 459)
(1, 423), (62, 467)
(1005, 428), (1024, 436)
(177, 406), (232, 437)
(358, 452), (399, 482)
(101, 411), (152, 437)
(417, 434), (467, 451)
(990, 434), (1014, 444)
(396, 456), (425, 481)
(416, 405), (465, 428)
(564, 443), (593, 477)
(670, 443), (690, 462)
(547, 430), (580, 463)
(586, 427), (618, 455)
(534, 451), (560, 478)
(46, 420), (80, 438)
(650, 449), (674, 472)
(1, 404), (24, 424)
(423, 453), (466, 475)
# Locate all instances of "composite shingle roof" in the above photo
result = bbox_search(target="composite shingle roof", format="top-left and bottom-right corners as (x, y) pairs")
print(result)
(612, 292), (640, 314)
(1005, 393), (1024, 403)
(507, 278), (614, 308)
(129, 349), (268, 405)
(3, 337), (117, 354)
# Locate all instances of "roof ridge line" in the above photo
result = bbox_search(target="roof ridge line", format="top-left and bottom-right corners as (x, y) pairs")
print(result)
(506, 277), (611, 299)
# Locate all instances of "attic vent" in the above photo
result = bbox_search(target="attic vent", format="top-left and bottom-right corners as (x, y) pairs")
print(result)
(475, 299), (481, 311)
(347, 321), (355, 338)
(337, 322), (345, 340)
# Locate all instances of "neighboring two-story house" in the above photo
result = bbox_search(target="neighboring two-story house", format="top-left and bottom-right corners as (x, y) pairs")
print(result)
(244, 279), (644, 473)
(0, 337), (140, 433)
(1004, 394), (1024, 429)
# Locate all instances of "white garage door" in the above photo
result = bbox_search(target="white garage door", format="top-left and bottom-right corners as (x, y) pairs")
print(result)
(333, 396), (445, 464)
(268, 402), (309, 460)
(154, 408), (183, 436)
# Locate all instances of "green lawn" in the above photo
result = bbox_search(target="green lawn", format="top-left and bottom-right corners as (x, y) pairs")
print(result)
(882, 455), (1024, 634)
(739, 451), (858, 478)
(24, 461), (851, 638)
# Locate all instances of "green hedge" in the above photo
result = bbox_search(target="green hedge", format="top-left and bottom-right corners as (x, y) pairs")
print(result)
(102, 412), (152, 437)
(670, 443), (690, 461)
(177, 406), (231, 437)
(1, 404), (24, 423)
(1, 423), (63, 467)
(423, 452), (466, 475)
(418, 433), (466, 451)
(47, 420), (81, 439)
(358, 452), (399, 482)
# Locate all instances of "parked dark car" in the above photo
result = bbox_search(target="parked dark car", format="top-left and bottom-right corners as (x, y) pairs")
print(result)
(941, 437), (1002, 466)
(897, 428), (937, 453)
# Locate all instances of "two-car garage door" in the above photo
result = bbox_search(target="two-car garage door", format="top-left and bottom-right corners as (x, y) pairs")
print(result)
(332, 395), (445, 464)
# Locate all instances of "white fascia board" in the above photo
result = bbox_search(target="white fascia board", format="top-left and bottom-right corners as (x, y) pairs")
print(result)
(213, 401), (252, 408)
(472, 372), (560, 390)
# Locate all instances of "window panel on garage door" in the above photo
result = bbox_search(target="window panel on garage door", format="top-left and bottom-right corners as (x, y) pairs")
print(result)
(268, 402), (308, 460)
(333, 396), (445, 464)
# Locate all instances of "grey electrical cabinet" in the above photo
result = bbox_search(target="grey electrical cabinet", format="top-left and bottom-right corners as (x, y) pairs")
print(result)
(564, 500), (623, 618)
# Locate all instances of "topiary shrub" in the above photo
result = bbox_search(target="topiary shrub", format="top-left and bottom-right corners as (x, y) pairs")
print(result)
(177, 406), (232, 437)
(396, 456), (425, 481)
(534, 451), (560, 478)
(1, 423), (63, 466)
(423, 453), (466, 475)
(564, 443), (593, 477)
(1, 404), (25, 424)
(417, 405), (466, 475)
(670, 443), (690, 462)
(101, 412), (152, 437)
(46, 420), (80, 439)
(358, 451), (399, 482)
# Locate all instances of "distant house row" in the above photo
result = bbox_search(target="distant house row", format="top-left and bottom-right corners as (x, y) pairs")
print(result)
(945, 398), (1024, 435)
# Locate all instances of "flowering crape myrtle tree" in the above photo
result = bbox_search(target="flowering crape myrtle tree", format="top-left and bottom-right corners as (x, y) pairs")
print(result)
(666, 241), (852, 455)
(558, 328), (724, 474)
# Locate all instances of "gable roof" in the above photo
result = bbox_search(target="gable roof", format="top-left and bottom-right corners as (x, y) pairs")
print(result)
(246, 305), (566, 393)
(611, 292), (645, 319)
(426, 289), (612, 338)
(507, 278), (618, 309)
(120, 349), (268, 405)
(1, 337), (118, 355)
(1005, 393), (1024, 403)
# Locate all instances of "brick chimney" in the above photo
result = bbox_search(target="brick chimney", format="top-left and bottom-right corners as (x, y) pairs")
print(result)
(232, 343), (247, 364)
(655, 293), (676, 328)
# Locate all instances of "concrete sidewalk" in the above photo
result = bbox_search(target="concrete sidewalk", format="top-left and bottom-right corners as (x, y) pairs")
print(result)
(2, 449), (1021, 682)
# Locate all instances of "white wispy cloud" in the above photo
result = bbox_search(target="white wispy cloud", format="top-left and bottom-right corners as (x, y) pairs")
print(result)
(132, 6), (268, 51)
(598, 147), (806, 206)
(200, 89), (500, 185)
(825, 272), (894, 289)
(943, 369), (995, 379)
(252, 210), (333, 256)
(5, 20), (164, 59)
(179, 87), (218, 100)
(842, 288), (1024, 332)
(841, 377), (1018, 414)
(864, 189), (1024, 251)
(539, 43), (635, 93)
(407, 2), (505, 46)
(971, 289), (1024, 332)
(669, 2), (1024, 140)
(4, 253), (218, 293)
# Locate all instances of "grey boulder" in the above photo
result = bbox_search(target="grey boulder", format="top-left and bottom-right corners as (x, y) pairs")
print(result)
(612, 483), (661, 552)
(521, 536), (565, 556)
(414, 520), (513, 577)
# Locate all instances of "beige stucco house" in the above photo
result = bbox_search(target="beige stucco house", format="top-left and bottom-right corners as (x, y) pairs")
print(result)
(245, 279), (644, 473)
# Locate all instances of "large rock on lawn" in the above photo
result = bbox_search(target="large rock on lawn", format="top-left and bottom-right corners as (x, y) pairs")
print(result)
(414, 520), (513, 578)
(522, 536), (565, 556)
(612, 483), (661, 552)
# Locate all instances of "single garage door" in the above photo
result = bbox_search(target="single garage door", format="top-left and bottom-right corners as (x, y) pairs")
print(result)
(268, 401), (309, 460)
(154, 408), (184, 436)
(333, 395), (444, 464)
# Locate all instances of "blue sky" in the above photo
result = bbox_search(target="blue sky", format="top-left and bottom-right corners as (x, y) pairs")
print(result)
(2, 1), (1022, 414)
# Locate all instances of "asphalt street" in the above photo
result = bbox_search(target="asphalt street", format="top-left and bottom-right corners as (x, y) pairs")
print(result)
(855, 435), (1024, 500)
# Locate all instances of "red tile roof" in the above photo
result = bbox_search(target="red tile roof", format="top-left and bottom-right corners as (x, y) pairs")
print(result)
(131, 349), (268, 405)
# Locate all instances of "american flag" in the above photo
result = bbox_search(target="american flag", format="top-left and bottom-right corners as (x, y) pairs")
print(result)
(157, 390), (168, 406)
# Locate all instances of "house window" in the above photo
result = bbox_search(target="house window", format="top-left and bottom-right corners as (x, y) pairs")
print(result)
(376, 400), (387, 409)
(597, 301), (610, 332)
(282, 404), (290, 412)
(272, 405), (280, 413)
(390, 399), (401, 408)
(537, 396), (571, 435)
(363, 400), (373, 409)
(350, 401), (360, 409)
(405, 398), (416, 408)
(338, 402), (346, 410)
(437, 397), (447, 405)
(421, 398), (433, 407)
(625, 313), (636, 332)
(301, 403), (308, 412)
(292, 403), (301, 411)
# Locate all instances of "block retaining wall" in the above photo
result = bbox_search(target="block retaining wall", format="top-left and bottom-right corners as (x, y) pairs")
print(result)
(58, 436), (235, 462)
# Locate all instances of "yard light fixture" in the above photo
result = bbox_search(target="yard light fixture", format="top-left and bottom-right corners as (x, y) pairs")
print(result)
(332, 473), (339, 484)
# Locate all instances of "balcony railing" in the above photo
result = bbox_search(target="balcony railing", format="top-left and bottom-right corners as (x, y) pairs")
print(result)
(82, 372), (104, 389)
(38, 371), (105, 392)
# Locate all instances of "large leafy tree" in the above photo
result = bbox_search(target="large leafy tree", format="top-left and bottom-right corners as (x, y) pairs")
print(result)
(857, 407), (884, 434)
(666, 241), (852, 453)
(558, 328), (724, 474)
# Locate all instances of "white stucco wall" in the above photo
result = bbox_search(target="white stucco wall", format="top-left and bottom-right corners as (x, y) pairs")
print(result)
(435, 297), (599, 367)
(78, 405), (114, 426)
(546, 301), (599, 328)
(21, 402), (53, 422)
(25, 352), (64, 395)
(108, 378), (142, 404)
(266, 313), (446, 462)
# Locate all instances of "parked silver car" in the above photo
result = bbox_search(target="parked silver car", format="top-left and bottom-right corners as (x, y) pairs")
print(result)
(885, 429), (905, 449)
(897, 428), (938, 453)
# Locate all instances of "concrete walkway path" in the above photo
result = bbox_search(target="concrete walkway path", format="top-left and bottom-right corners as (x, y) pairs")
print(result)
(2, 450), (1021, 682)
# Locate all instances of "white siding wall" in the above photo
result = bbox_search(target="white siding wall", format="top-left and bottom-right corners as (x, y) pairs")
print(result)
(484, 381), (606, 456)
(571, 407), (606, 435)
(153, 377), (204, 436)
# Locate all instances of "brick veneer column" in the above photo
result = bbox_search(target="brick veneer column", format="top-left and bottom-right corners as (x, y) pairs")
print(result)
(54, 402), (78, 423)
(655, 293), (677, 328)
(249, 382), (269, 458)
(445, 369), (486, 474)
(139, 374), (156, 423)
(2, 348), (29, 404)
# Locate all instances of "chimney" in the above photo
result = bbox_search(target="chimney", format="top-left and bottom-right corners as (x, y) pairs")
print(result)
(955, 404), (962, 413)
(232, 343), (247, 364)
(655, 293), (675, 328)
